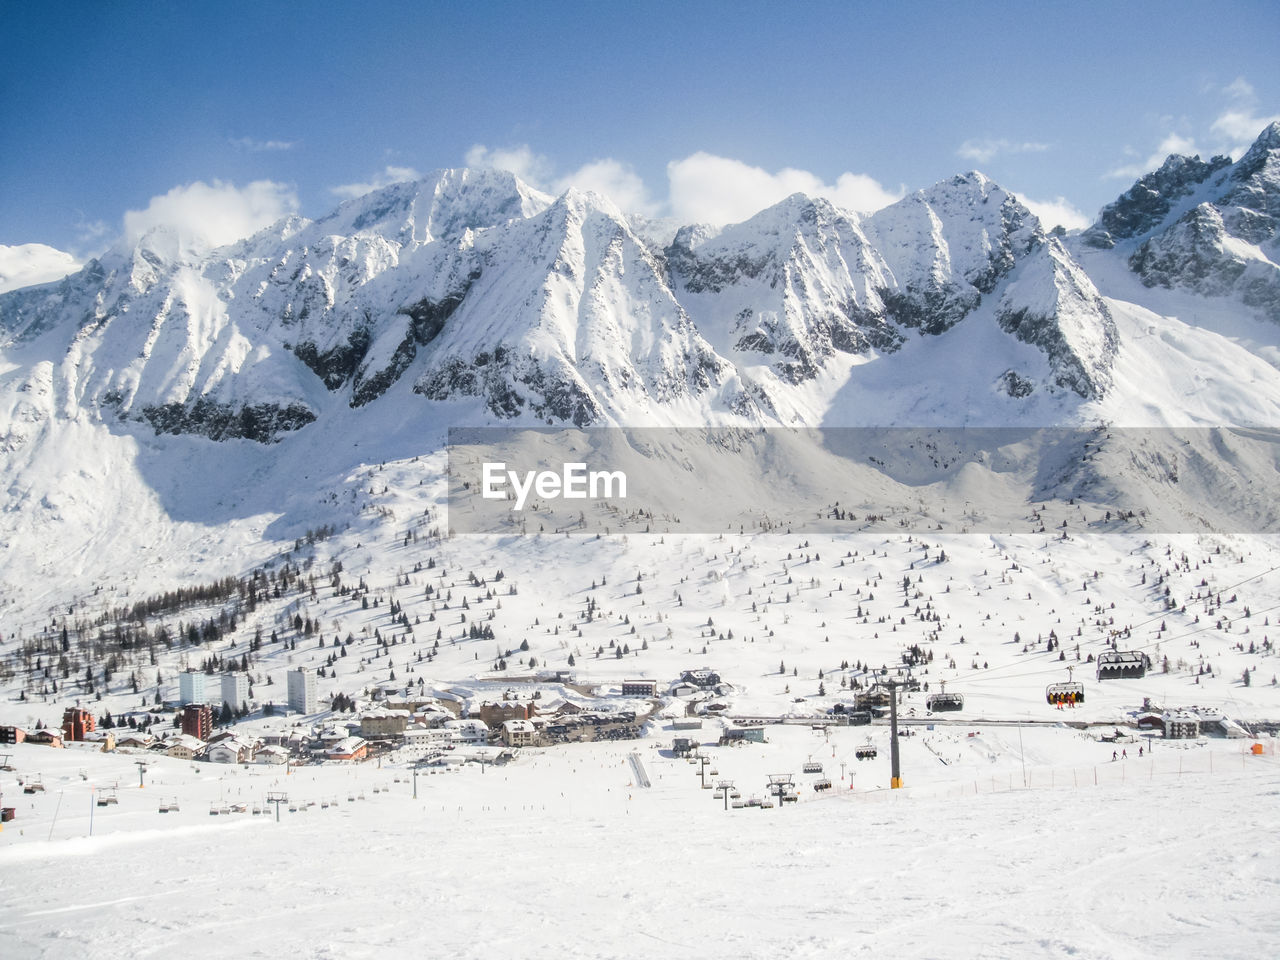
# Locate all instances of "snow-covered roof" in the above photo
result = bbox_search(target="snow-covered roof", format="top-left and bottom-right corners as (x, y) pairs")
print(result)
(326, 736), (367, 755)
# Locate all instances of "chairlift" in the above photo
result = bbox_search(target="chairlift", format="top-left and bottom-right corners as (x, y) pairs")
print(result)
(802, 760), (823, 774)
(926, 692), (964, 712)
(761, 800), (775, 809)
(855, 740), (878, 760)
(814, 778), (833, 792)
(1046, 681), (1085, 705)
(1096, 650), (1150, 681)
(713, 789), (725, 799)
(209, 803), (220, 816)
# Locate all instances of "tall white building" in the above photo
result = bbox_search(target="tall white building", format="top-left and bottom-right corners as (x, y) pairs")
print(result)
(178, 670), (207, 706)
(287, 668), (317, 714)
(220, 673), (249, 711)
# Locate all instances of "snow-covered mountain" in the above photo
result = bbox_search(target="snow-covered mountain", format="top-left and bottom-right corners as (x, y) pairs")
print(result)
(4, 125), (1280, 620)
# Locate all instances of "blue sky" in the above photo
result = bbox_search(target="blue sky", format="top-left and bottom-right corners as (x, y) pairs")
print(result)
(2, 0), (1278, 283)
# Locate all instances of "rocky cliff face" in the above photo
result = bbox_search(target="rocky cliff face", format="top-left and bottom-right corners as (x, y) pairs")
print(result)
(1084, 123), (1280, 323)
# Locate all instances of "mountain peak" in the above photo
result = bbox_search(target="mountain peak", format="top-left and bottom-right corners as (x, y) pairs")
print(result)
(1230, 121), (1280, 182)
(1083, 151), (1232, 248)
(319, 168), (553, 245)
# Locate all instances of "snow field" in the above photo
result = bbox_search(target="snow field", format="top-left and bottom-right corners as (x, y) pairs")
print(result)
(1, 727), (1278, 959)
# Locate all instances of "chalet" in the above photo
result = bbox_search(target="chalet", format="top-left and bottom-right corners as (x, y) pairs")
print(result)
(255, 745), (290, 765)
(359, 708), (411, 739)
(478, 701), (536, 727)
(325, 737), (368, 762)
(207, 737), (256, 764)
(27, 728), (64, 748)
(445, 719), (490, 745)
(115, 733), (155, 750)
(501, 719), (537, 748)
(164, 734), (206, 760)
(679, 669), (721, 688)
(413, 707), (454, 728)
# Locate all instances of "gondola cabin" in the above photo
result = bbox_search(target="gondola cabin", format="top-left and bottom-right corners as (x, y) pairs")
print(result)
(1096, 650), (1150, 681)
(1046, 682), (1085, 705)
(926, 692), (964, 712)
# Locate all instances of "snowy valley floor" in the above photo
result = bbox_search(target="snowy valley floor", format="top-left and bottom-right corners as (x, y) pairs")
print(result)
(1, 727), (1278, 960)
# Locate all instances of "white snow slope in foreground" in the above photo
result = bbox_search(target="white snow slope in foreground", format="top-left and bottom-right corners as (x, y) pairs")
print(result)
(1, 729), (1278, 960)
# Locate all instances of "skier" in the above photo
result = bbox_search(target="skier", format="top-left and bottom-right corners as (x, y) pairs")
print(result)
(1112, 750), (1118, 761)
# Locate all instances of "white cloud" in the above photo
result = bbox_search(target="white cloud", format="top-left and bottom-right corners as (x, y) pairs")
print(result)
(0, 243), (82, 293)
(1020, 195), (1091, 233)
(1223, 76), (1256, 102)
(464, 144), (555, 187)
(956, 139), (1050, 165)
(122, 180), (299, 251)
(1209, 77), (1280, 156)
(1105, 132), (1199, 181)
(329, 165), (422, 200)
(466, 143), (657, 216)
(230, 136), (296, 152)
(461, 144), (899, 224)
(666, 152), (902, 225)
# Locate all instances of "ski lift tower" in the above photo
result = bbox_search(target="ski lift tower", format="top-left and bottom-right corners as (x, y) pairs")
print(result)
(716, 779), (735, 811)
(767, 774), (793, 810)
(887, 679), (903, 789)
(266, 791), (288, 822)
(696, 754), (712, 789)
